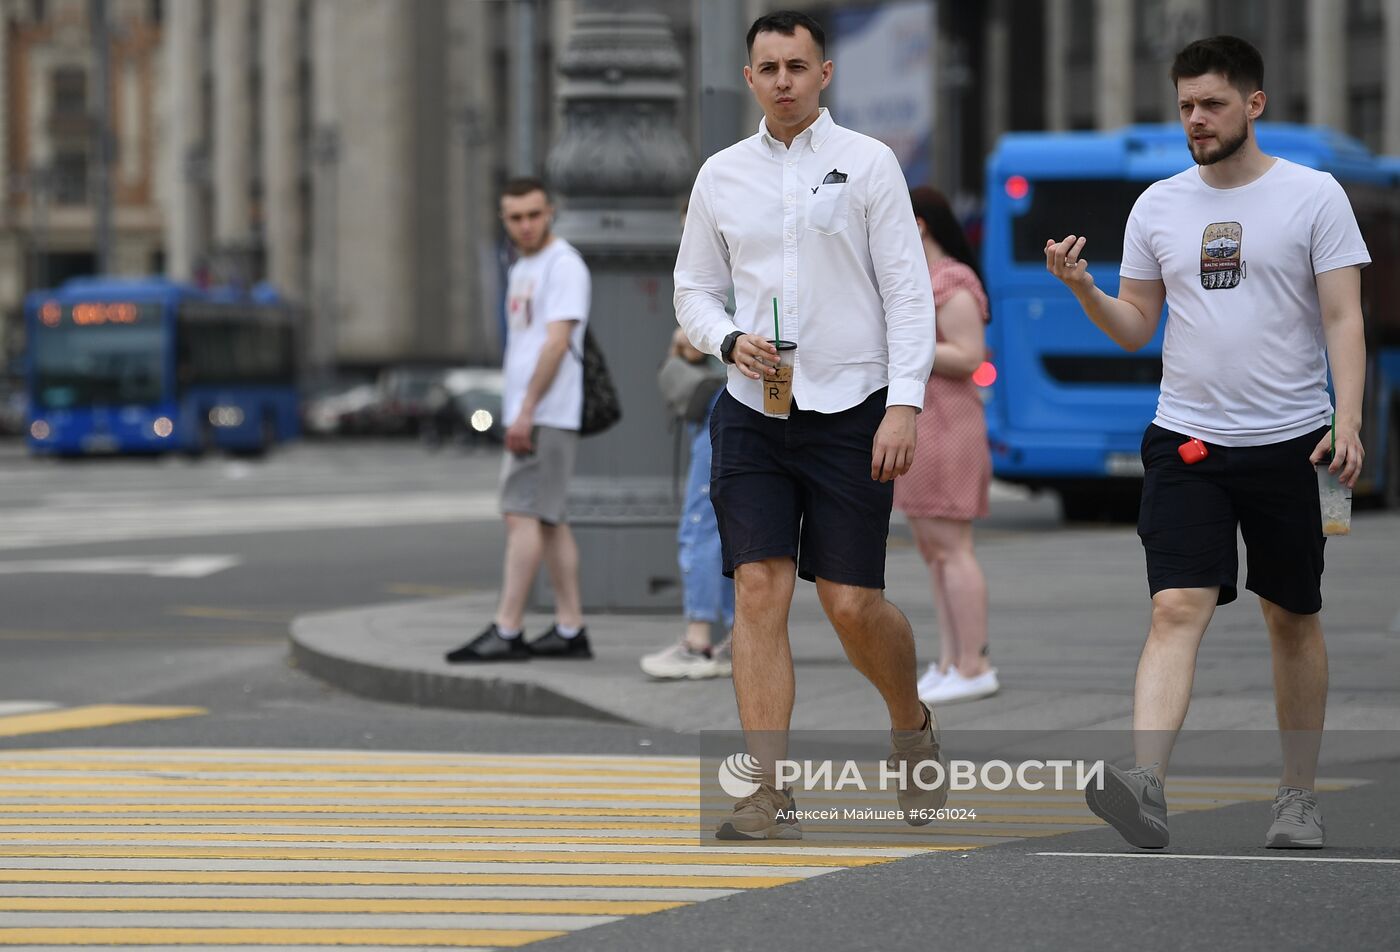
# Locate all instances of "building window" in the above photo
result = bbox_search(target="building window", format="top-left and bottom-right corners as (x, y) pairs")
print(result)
(52, 151), (88, 205)
(52, 68), (87, 117)
(1348, 0), (1384, 29)
(1350, 89), (1382, 152)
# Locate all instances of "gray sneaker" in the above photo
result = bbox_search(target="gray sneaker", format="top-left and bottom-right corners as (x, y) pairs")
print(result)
(1265, 786), (1325, 849)
(887, 702), (948, 826)
(1085, 763), (1169, 849)
(715, 784), (802, 841)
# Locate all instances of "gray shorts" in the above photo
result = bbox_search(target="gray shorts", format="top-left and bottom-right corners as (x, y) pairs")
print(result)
(500, 425), (579, 525)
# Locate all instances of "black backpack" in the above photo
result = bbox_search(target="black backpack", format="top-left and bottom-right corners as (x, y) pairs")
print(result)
(573, 327), (621, 436)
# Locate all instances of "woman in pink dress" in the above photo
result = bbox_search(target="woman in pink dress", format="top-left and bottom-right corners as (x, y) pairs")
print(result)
(894, 187), (997, 704)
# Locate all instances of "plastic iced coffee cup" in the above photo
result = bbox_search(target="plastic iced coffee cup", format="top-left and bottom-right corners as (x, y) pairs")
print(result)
(761, 340), (797, 419)
(1317, 462), (1352, 536)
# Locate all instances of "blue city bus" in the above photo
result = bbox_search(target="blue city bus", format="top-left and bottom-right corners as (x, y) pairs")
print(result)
(24, 277), (301, 456)
(981, 123), (1400, 518)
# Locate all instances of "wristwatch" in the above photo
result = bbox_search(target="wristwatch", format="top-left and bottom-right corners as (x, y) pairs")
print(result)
(719, 330), (743, 364)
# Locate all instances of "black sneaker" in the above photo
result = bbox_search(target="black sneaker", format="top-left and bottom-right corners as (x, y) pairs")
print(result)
(444, 624), (531, 663)
(528, 625), (593, 659)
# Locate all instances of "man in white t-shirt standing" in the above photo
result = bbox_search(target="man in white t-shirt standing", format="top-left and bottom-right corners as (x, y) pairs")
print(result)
(446, 178), (594, 663)
(1046, 36), (1369, 851)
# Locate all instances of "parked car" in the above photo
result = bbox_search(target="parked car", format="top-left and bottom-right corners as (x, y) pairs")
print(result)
(421, 368), (504, 448)
(373, 365), (454, 436)
(0, 377), (27, 436)
(302, 379), (379, 437)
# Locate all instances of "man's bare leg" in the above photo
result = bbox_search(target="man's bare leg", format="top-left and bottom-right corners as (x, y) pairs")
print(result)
(814, 579), (924, 731)
(732, 557), (797, 779)
(540, 522), (584, 630)
(1133, 587), (1218, 778)
(1260, 597), (1327, 790)
(495, 514), (544, 631)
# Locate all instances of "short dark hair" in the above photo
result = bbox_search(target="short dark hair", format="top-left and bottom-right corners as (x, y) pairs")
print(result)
(500, 176), (550, 202)
(746, 10), (826, 59)
(909, 186), (981, 285)
(1169, 35), (1264, 98)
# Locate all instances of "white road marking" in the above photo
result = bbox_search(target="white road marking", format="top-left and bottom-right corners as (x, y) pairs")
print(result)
(1037, 851), (1400, 865)
(0, 556), (241, 578)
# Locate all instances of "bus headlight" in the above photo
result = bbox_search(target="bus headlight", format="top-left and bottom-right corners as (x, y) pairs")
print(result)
(209, 407), (246, 427)
(470, 410), (493, 433)
(29, 420), (51, 440)
(152, 417), (174, 438)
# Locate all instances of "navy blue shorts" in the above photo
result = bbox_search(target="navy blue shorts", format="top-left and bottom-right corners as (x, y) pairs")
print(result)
(1137, 423), (1328, 615)
(709, 388), (893, 589)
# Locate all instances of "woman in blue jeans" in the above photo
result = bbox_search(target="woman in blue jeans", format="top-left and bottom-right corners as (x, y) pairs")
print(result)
(641, 330), (734, 680)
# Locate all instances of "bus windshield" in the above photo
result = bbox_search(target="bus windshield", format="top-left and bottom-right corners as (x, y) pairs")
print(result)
(33, 308), (166, 410)
(1009, 179), (1152, 264)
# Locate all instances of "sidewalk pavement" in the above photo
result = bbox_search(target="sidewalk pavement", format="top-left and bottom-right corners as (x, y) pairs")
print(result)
(291, 506), (1400, 748)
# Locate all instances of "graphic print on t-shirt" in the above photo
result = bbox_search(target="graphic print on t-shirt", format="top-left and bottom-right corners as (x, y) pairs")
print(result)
(1199, 221), (1246, 290)
(508, 277), (535, 331)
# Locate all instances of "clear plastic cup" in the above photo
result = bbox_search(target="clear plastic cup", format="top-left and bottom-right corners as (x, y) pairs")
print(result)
(761, 340), (797, 419)
(1317, 463), (1352, 536)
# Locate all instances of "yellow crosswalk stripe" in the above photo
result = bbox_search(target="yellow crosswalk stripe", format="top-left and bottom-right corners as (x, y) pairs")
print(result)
(0, 897), (685, 914)
(0, 869), (799, 888)
(0, 706), (206, 738)
(0, 747), (1368, 951)
(0, 928), (559, 947)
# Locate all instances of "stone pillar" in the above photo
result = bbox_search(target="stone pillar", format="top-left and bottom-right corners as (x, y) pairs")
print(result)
(982, 0), (1009, 155)
(1156, 0), (1207, 121)
(310, 0), (340, 373)
(451, 0), (502, 364)
(260, 0), (302, 299)
(163, 0), (200, 280)
(1307, 0), (1346, 132)
(544, 1), (694, 612)
(697, 0), (746, 159)
(1094, 0), (1132, 130)
(1385, 0), (1400, 154)
(213, 0), (253, 280)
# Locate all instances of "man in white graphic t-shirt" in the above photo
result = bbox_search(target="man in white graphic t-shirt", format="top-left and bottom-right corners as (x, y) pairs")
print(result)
(445, 178), (594, 663)
(1045, 36), (1369, 851)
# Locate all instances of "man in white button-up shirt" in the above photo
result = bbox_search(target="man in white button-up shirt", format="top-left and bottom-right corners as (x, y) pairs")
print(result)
(674, 11), (942, 841)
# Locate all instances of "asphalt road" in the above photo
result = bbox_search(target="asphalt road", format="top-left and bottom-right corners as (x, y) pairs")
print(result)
(0, 439), (1393, 952)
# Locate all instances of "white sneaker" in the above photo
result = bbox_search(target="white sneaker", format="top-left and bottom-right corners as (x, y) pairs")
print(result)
(711, 639), (733, 678)
(640, 641), (722, 680)
(921, 667), (999, 704)
(916, 664), (955, 696)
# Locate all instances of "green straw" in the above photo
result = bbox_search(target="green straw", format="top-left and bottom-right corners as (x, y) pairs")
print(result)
(773, 297), (780, 343)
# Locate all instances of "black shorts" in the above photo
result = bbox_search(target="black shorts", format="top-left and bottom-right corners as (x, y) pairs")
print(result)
(709, 388), (893, 589)
(1137, 423), (1328, 615)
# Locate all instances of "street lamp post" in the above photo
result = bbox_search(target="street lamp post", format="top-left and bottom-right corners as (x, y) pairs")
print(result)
(543, 0), (694, 612)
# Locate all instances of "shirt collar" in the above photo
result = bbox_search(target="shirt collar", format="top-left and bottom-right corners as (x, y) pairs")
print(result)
(758, 107), (835, 156)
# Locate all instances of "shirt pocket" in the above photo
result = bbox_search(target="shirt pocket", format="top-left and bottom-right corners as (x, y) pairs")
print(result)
(806, 182), (849, 236)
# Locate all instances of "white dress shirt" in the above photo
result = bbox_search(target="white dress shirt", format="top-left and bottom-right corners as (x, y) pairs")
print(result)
(674, 108), (935, 415)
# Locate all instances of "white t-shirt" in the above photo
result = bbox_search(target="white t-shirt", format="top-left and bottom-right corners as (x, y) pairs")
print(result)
(1120, 158), (1370, 446)
(502, 238), (590, 431)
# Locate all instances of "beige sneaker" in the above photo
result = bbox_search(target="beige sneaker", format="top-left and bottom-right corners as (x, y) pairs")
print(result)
(715, 783), (802, 840)
(887, 702), (948, 826)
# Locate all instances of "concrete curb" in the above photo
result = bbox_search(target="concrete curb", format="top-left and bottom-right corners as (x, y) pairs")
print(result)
(289, 609), (636, 724)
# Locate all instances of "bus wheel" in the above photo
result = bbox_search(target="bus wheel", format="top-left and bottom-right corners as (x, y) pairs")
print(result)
(236, 416), (275, 459)
(183, 420), (214, 460)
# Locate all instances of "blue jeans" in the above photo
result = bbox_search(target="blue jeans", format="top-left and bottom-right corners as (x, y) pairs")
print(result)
(679, 395), (734, 627)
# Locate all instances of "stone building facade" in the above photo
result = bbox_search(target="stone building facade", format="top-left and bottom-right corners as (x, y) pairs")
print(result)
(0, 0), (162, 358)
(2, 0), (1399, 373)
